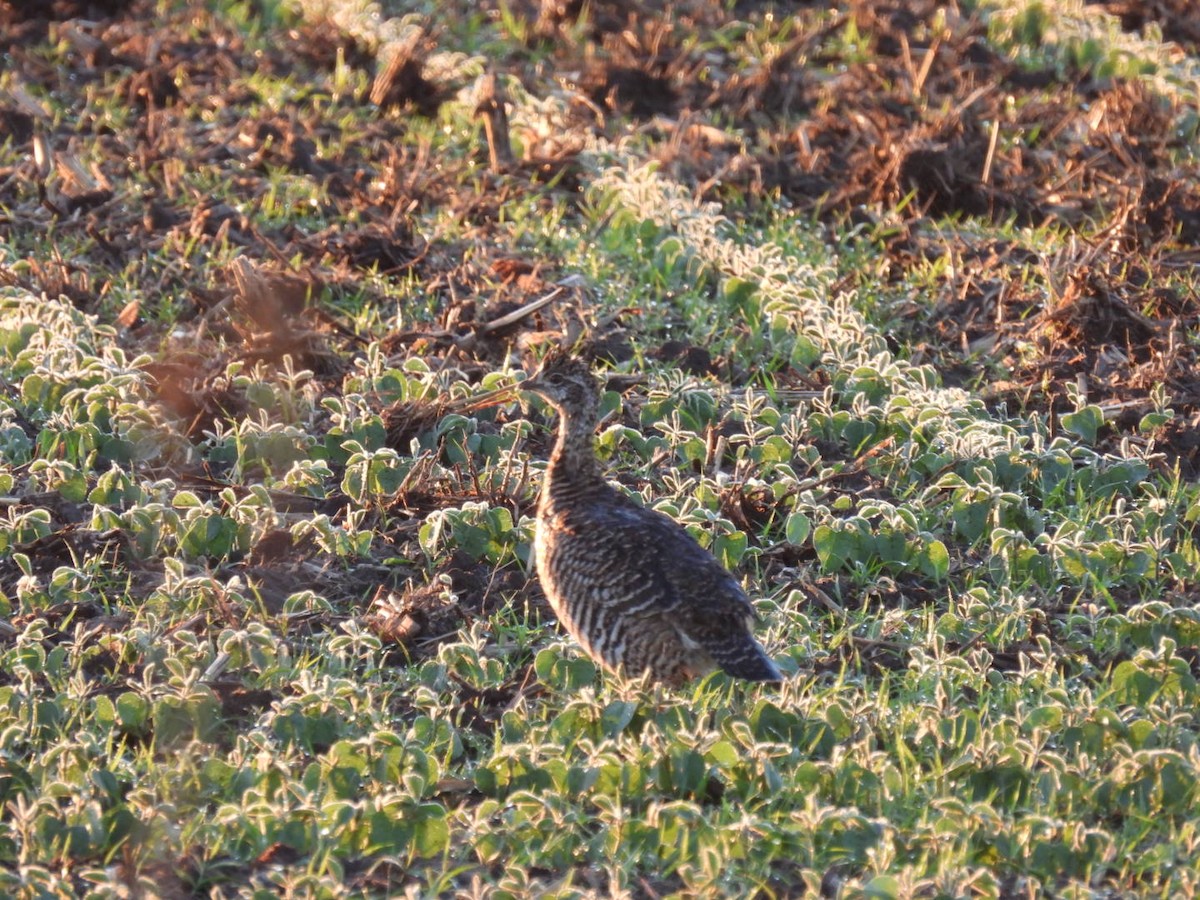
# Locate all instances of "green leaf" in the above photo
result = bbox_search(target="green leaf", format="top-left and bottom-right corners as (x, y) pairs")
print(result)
(722, 276), (758, 308)
(93, 695), (116, 728)
(534, 647), (560, 683)
(758, 434), (792, 464)
(715, 530), (747, 568)
(327, 766), (363, 799)
(1025, 705), (1064, 731)
(863, 875), (901, 899)
(706, 740), (739, 767)
(813, 524), (857, 572)
(1111, 660), (1161, 705)
(115, 692), (149, 731)
(951, 498), (990, 542)
(784, 511), (811, 546)
(825, 703), (853, 740)
(601, 700), (638, 737)
(1061, 405), (1104, 443)
(342, 462), (367, 503)
(842, 418), (878, 453)
(1139, 411), (1171, 432)
(875, 529), (907, 564)
(369, 459), (406, 495)
(449, 519), (489, 560)
(653, 236), (688, 281)
(412, 803), (450, 857)
(56, 470), (89, 503)
(180, 513), (238, 559)
(920, 539), (950, 579)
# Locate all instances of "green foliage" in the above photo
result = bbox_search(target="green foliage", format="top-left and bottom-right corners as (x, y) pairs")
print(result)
(419, 501), (525, 566)
(0, 0), (1198, 896)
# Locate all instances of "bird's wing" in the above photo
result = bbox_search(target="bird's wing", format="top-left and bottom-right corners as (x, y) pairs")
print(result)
(550, 500), (780, 681)
(565, 501), (758, 624)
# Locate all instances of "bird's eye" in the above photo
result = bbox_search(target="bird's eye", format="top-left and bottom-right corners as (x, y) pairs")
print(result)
(545, 372), (565, 386)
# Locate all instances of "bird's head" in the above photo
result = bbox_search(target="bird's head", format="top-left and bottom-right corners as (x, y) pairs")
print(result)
(521, 351), (601, 418)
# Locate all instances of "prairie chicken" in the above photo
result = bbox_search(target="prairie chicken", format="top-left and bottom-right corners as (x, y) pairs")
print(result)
(522, 352), (781, 686)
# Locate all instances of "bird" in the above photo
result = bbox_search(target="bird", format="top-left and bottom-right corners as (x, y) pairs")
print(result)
(520, 350), (782, 686)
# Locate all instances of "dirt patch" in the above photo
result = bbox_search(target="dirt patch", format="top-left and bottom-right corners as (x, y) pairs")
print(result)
(0, 0), (138, 35)
(6, 0), (1190, 443)
(1090, 0), (1200, 56)
(364, 551), (536, 660)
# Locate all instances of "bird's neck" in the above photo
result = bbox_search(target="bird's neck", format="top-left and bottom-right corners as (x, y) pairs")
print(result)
(544, 406), (603, 506)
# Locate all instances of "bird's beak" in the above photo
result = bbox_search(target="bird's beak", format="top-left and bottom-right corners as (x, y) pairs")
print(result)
(456, 383), (521, 413)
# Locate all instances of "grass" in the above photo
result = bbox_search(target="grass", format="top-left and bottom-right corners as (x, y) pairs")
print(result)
(2, 0), (1200, 896)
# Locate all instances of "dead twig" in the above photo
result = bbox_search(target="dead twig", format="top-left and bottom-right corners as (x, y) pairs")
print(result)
(474, 72), (514, 173)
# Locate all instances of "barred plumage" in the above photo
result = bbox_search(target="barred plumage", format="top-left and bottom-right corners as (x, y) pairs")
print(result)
(523, 353), (782, 686)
